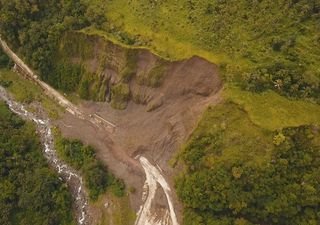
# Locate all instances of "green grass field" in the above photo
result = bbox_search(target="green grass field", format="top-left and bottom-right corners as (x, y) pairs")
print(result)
(95, 194), (136, 225)
(179, 102), (274, 168)
(226, 87), (320, 131)
(0, 69), (63, 118)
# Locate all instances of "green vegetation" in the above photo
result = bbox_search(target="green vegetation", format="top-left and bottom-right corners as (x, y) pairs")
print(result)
(0, 69), (62, 118)
(110, 83), (130, 110)
(111, 195), (136, 225)
(55, 132), (125, 200)
(49, 63), (84, 93)
(226, 87), (320, 131)
(176, 103), (320, 225)
(96, 194), (136, 225)
(0, 0), (104, 92)
(121, 51), (138, 83)
(137, 60), (168, 87)
(0, 69), (61, 115)
(82, 0), (320, 101)
(0, 48), (13, 69)
(0, 101), (74, 225)
(1, 2), (320, 224)
(241, 62), (320, 103)
(1, 0), (319, 104)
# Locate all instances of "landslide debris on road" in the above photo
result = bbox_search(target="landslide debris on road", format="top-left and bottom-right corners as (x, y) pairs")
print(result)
(2, 30), (223, 224)
(55, 31), (223, 224)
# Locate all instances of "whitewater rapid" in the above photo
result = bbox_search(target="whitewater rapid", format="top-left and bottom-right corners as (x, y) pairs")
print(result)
(1, 83), (181, 225)
(0, 86), (90, 225)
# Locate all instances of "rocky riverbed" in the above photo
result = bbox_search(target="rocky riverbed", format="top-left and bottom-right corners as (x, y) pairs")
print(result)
(0, 86), (91, 225)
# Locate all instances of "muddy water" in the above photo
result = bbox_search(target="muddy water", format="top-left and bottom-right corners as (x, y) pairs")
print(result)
(0, 86), (90, 225)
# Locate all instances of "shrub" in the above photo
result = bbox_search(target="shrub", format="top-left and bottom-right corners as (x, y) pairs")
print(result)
(55, 135), (126, 200)
(110, 83), (130, 110)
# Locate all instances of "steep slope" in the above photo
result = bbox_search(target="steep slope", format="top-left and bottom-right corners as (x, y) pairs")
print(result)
(1, 1), (320, 225)
(53, 31), (223, 223)
(82, 0), (320, 102)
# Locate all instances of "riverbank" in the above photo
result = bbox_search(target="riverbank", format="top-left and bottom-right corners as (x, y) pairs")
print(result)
(0, 85), (91, 224)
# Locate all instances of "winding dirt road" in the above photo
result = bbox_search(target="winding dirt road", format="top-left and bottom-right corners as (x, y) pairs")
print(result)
(0, 37), (180, 225)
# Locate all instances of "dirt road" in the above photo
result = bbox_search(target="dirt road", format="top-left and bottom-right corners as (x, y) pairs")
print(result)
(135, 156), (179, 225)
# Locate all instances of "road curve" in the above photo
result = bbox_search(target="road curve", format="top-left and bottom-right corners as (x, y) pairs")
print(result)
(135, 156), (179, 225)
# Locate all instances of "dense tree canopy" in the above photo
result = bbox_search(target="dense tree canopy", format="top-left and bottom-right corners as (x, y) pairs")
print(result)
(55, 136), (125, 200)
(0, 47), (13, 69)
(0, 101), (74, 225)
(176, 104), (320, 225)
(0, 0), (105, 92)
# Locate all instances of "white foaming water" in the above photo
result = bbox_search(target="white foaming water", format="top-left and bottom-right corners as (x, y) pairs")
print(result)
(0, 86), (90, 225)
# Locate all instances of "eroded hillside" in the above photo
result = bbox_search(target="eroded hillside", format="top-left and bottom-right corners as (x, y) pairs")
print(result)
(52, 31), (223, 221)
(1, 1), (320, 224)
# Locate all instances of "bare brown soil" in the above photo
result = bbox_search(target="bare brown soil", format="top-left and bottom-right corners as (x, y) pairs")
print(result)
(1, 35), (222, 224)
(56, 51), (223, 222)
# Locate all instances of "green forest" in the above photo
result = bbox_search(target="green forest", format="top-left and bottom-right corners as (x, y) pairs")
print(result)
(55, 134), (125, 200)
(0, 101), (74, 225)
(176, 103), (320, 225)
(0, 0), (105, 92)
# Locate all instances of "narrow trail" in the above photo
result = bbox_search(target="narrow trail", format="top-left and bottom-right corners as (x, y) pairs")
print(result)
(0, 37), (180, 225)
(0, 86), (91, 225)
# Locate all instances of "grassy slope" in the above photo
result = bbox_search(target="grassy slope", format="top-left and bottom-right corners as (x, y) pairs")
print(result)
(81, 0), (320, 72)
(0, 69), (63, 118)
(95, 194), (136, 225)
(80, 0), (320, 128)
(226, 87), (320, 131)
(179, 102), (274, 166)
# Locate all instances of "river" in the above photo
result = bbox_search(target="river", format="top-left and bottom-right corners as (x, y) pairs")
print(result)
(0, 86), (90, 225)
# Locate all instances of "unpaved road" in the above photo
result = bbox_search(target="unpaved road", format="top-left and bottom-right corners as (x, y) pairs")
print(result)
(135, 156), (179, 225)
(0, 37), (180, 225)
(0, 37), (83, 119)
